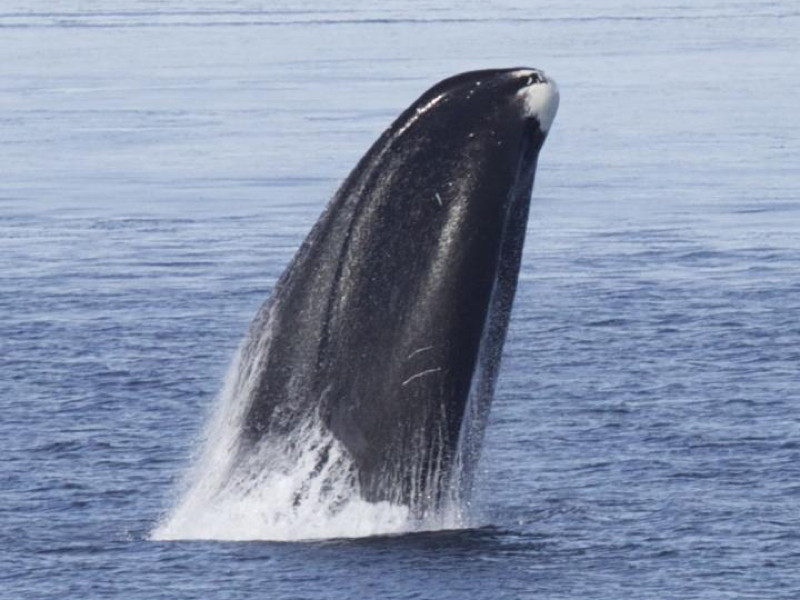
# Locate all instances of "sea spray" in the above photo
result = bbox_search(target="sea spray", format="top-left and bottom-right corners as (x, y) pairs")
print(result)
(152, 307), (468, 541)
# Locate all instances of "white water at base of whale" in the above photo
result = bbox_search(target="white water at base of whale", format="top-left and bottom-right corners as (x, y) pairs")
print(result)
(151, 343), (472, 542)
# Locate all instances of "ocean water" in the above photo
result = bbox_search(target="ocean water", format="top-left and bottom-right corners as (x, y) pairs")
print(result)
(2, 1), (799, 598)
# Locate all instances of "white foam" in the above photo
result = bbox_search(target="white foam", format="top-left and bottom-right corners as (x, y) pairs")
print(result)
(152, 409), (414, 541)
(151, 304), (471, 542)
(517, 70), (560, 133)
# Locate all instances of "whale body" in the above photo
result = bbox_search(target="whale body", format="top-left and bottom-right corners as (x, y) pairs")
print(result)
(238, 68), (559, 515)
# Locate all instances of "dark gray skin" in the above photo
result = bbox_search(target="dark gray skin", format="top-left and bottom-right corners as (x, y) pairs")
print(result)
(238, 68), (557, 515)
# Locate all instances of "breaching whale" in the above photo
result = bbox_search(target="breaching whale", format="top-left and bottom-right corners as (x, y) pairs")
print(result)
(237, 68), (559, 517)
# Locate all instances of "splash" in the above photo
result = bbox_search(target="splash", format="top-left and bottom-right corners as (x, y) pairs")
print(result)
(151, 312), (470, 542)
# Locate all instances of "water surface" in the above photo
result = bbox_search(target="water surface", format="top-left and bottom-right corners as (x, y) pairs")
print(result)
(2, 1), (799, 598)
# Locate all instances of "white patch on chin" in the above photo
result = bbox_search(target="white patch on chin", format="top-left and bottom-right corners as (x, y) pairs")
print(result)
(516, 70), (559, 133)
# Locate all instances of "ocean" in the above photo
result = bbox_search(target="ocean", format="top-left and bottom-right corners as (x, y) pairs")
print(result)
(2, 1), (799, 598)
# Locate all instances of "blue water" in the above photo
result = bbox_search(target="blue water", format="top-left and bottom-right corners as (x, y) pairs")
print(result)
(2, 1), (799, 598)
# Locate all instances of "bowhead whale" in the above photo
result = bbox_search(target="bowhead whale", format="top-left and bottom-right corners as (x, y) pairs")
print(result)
(237, 68), (559, 516)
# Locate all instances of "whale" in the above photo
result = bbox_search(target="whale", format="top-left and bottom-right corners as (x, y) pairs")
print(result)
(236, 68), (559, 516)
